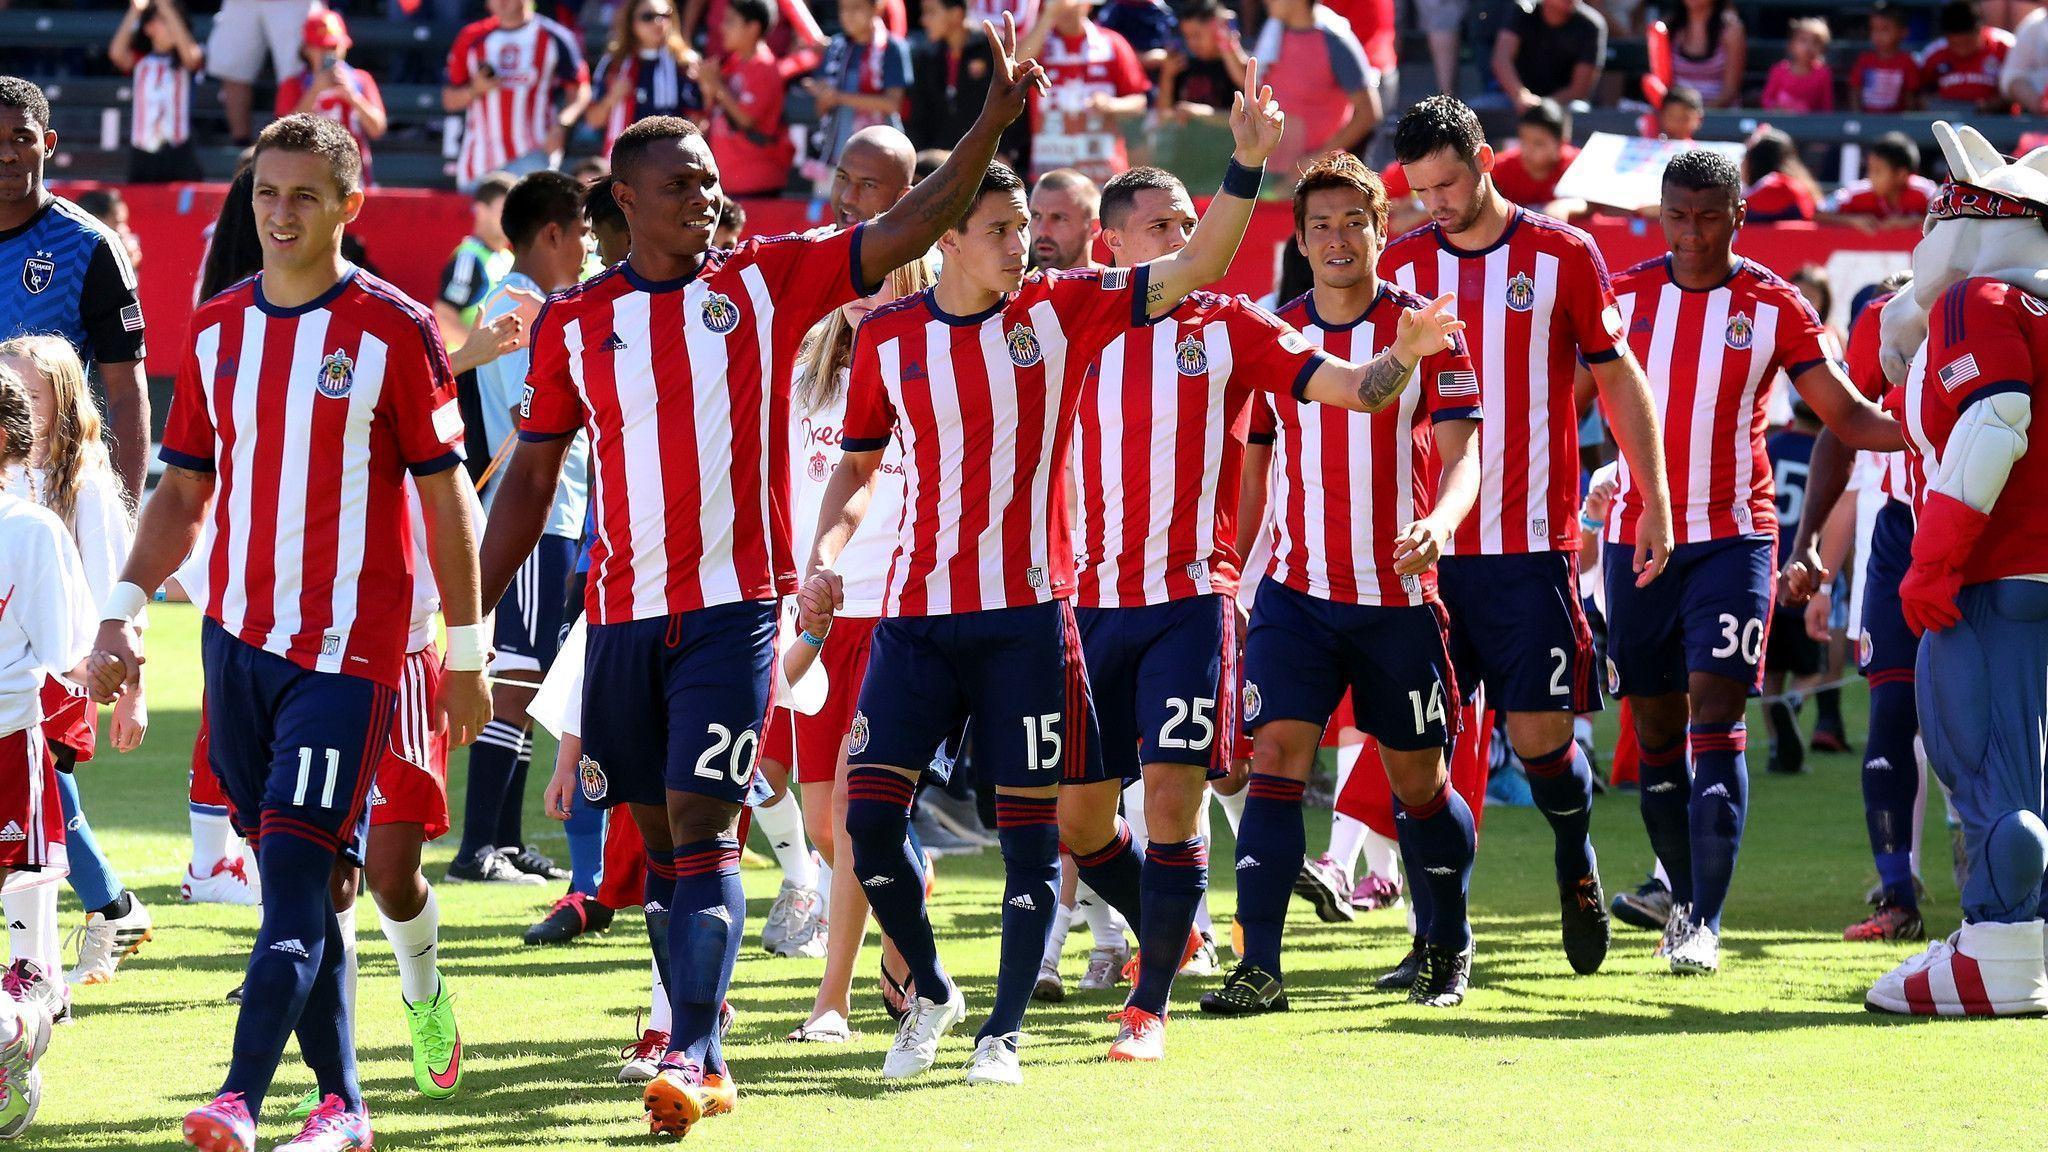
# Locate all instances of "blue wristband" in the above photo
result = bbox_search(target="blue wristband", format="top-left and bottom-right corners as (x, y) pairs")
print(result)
(1221, 159), (1264, 200)
(799, 629), (828, 648)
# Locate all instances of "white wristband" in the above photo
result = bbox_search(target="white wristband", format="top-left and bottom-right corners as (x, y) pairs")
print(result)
(444, 624), (488, 672)
(101, 581), (151, 624)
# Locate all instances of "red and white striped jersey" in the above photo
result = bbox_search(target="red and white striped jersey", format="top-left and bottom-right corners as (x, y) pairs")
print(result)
(842, 266), (1150, 616)
(1252, 287), (1481, 606)
(1072, 291), (1325, 607)
(159, 269), (466, 688)
(521, 226), (872, 624)
(1606, 256), (1836, 545)
(128, 52), (191, 152)
(1845, 290), (1913, 504)
(445, 15), (589, 190)
(1380, 208), (1625, 555)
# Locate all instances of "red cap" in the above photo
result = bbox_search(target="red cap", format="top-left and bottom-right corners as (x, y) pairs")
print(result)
(302, 9), (350, 52)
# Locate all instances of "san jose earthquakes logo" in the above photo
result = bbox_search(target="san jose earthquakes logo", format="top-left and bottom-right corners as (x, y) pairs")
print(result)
(20, 253), (54, 295)
(1006, 324), (1043, 367)
(700, 291), (742, 334)
(1505, 272), (1536, 313)
(1242, 681), (1262, 721)
(1175, 334), (1209, 376)
(849, 711), (870, 756)
(315, 349), (355, 399)
(1724, 312), (1754, 350)
(578, 754), (608, 801)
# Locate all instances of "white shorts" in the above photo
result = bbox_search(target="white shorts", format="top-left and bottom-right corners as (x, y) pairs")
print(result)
(206, 0), (316, 86)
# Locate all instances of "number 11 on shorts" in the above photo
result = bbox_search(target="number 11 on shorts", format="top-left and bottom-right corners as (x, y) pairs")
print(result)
(294, 746), (341, 808)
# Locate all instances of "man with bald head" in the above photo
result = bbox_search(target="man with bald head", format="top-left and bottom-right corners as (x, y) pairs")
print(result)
(1030, 168), (1101, 271)
(829, 125), (917, 228)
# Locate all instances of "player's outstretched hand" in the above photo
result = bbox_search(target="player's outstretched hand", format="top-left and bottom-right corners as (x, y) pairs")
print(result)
(1392, 518), (1449, 577)
(87, 620), (143, 705)
(1632, 503), (1673, 588)
(980, 14), (1049, 131)
(439, 667), (494, 748)
(1227, 57), (1283, 167)
(1394, 294), (1465, 363)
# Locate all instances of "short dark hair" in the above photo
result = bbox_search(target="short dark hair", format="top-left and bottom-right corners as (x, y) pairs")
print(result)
(0, 362), (33, 468)
(501, 170), (586, 249)
(914, 148), (949, 182)
(1869, 131), (1919, 173)
(582, 177), (626, 231)
(1868, 0), (1907, 27)
(474, 171), (517, 205)
(75, 188), (124, 223)
(1292, 151), (1388, 242)
(254, 112), (363, 195)
(612, 115), (705, 185)
(1791, 262), (1833, 321)
(1518, 98), (1569, 143)
(0, 77), (51, 134)
(717, 193), (746, 235)
(1661, 148), (1741, 198)
(953, 160), (1025, 232)
(1181, 0), (1222, 19)
(1662, 84), (1705, 114)
(728, 0), (775, 32)
(1394, 95), (1486, 168)
(1100, 166), (1186, 231)
(1939, 0), (1980, 33)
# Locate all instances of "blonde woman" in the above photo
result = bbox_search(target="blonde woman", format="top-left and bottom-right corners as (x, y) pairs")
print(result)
(0, 336), (150, 993)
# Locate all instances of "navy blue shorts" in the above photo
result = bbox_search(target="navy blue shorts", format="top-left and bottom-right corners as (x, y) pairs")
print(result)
(1241, 578), (1457, 753)
(578, 601), (777, 808)
(1602, 534), (1775, 698)
(1859, 498), (1917, 682)
(1437, 552), (1600, 713)
(852, 601), (1103, 788)
(199, 620), (393, 866)
(1077, 594), (1240, 779)
(492, 532), (578, 676)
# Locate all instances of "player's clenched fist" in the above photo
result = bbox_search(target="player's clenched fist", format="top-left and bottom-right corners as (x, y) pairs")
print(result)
(1391, 518), (1450, 577)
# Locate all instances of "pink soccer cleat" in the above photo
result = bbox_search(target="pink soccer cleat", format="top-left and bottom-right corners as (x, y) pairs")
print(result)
(275, 1093), (372, 1151)
(182, 1093), (257, 1152)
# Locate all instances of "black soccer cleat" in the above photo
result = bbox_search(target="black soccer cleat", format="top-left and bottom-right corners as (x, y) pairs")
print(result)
(1561, 872), (1611, 975)
(524, 891), (616, 945)
(1374, 937), (1425, 991)
(1408, 943), (1472, 1008)
(1198, 962), (1288, 1016)
(501, 844), (571, 881)
(1611, 875), (1673, 931)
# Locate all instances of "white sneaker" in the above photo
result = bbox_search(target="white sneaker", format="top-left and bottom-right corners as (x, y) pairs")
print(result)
(1668, 920), (1721, 975)
(1867, 920), (2048, 1016)
(764, 883), (826, 959)
(1180, 930), (1220, 978)
(182, 858), (261, 905)
(0, 995), (49, 1075)
(65, 897), (154, 986)
(1654, 901), (1692, 960)
(1031, 956), (1065, 1002)
(1078, 946), (1129, 992)
(964, 1032), (1022, 1086)
(1, 963), (64, 1029)
(882, 987), (965, 1079)
(786, 1009), (851, 1043)
(617, 1028), (667, 1084)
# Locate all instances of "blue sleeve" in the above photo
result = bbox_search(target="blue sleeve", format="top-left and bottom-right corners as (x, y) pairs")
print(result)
(1325, 27), (1371, 92)
(883, 40), (913, 89)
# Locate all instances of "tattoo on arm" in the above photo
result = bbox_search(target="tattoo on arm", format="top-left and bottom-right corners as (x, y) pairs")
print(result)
(1146, 280), (1166, 309)
(164, 466), (212, 485)
(1357, 351), (1417, 409)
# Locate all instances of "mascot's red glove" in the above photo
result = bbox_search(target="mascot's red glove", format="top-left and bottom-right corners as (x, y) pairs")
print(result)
(1900, 491), (1991, 635)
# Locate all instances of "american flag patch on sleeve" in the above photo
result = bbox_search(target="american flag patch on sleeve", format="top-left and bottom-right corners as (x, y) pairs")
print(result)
(119, 302), (144, 332)
(1937, 353), (1981, 392)
(1099, 268), (1130, 292)
(432, 399), (464, 443)
(1437, 370), (1479, 398)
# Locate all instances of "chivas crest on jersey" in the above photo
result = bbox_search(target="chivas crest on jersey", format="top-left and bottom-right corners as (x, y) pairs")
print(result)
(700, 291), (742, 334)
(315, 349), (356, 398)
(1724, 311), (1754, 350)
(1007, 324), (1044, 367)
(1175, 334), (1209, 376)
(578, 754), (608, 801)
(1505, 272), (1537, 312)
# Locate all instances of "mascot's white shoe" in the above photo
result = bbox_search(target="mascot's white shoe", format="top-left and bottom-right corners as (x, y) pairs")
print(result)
(1866, 919), (2048, 1017)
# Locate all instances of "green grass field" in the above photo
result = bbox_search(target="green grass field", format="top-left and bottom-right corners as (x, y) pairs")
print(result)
(19, 604), (2040, 1151)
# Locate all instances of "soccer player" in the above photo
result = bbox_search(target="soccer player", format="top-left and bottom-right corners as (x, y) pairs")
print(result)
(88, 115), (492, 1152)
(450, 171), (592, 890)
(1198, 152), (1482, 1013)
(1596, 149), (1900, 975)
(477, 18), (1046, 1134)
(1381, 95), (1673, 977)
(0, 78), (150, 502)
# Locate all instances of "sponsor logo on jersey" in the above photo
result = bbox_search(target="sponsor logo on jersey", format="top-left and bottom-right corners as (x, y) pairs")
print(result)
(1867, 757), (1893, 772)
(0, 821), (22, 843)
(862, 874), (892, 888)
(1505, 272), (1536, 313)
(369, 784), (387, 807)
(1006, 324), (1044, 367)
(315, 349), (356, 399)
(903, 360), (927, 380)
(848, 711), (870, 756)
(1278, 330), (1311, 356)
(1025, 565), (1046, 589)
(20, 254), (53, 295)
(700, 291), (742, 334)
(1241, 681), (1261, 721)
(1235, 855), (1258, 868)
(1601, 302), (1624, 339)
(1175, 334), (1209, 376)
(579, 754), (607, 801)
(1724, 311), (1754, 350)
(1857, 632), (1873, 668)
(520, 383), (535, 418)
(600, 332), (628, 351)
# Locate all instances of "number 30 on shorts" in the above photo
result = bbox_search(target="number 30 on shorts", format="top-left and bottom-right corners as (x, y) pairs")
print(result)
(693, 723), (761, 786)
(1712, 614), (1765, 664)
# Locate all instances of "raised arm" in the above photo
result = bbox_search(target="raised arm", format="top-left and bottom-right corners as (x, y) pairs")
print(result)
(858, 14), (1048, 286)
(1136, 58), (1283, 318)
(1591, 352), (1672, 586)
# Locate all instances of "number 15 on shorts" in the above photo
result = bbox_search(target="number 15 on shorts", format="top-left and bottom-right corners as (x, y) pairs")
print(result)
(1023, 713), (1063, 775)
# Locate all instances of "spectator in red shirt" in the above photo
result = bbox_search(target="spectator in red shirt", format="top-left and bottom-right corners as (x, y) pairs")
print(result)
(587, 0), (705, 158)
(1324, 0), (1398, 138)
(1821, 132), (1937, 229)
(1018, 0), (1151, 182)
(701, 0), (794, 195)
(1490, 98), (1581, 212)
(1919, 0), (2017, 112)
(1252, 0), (1381, 175)
(1652, 82), (1705, 141)
(275, 10), (386, 184)
(1851, 1), (1919, 113)
(1740, 126), (1819, 223)
(1760, 16), (1835, 112)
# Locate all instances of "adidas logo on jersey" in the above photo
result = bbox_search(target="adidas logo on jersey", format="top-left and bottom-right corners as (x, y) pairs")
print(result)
(601, 332), (628, 351)
(0, 822), (23, 843)
(1007, 893), (1037, 910)
(863, 875), (892, 888)
(270, 938), (310, 957)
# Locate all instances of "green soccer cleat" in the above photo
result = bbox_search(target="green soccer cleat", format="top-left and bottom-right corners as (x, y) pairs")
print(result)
(288, 1090), (319, 1120)
(405, 980), (463, 1099)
